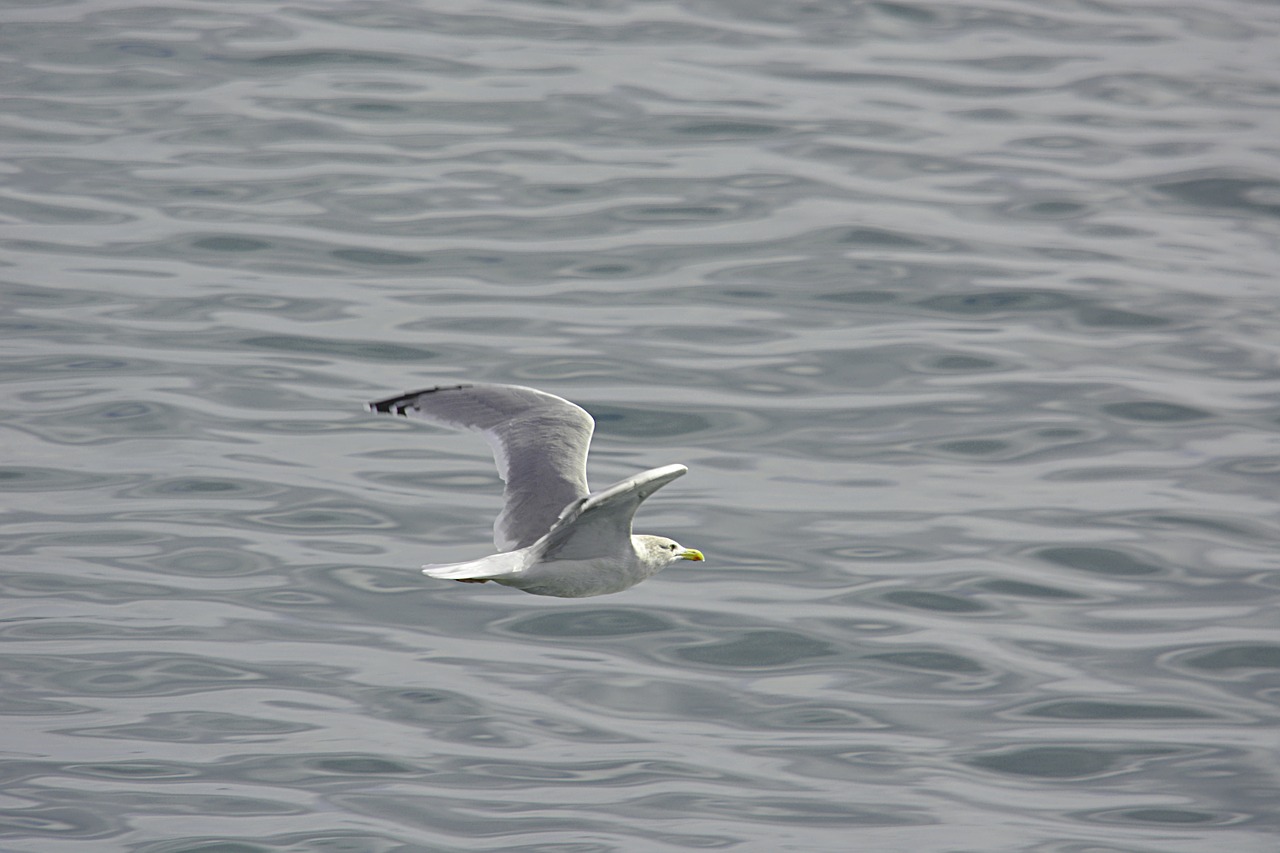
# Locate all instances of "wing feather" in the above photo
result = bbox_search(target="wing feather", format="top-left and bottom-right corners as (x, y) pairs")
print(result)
(368, 383), (594, 550)
(538, 464), (687, 561)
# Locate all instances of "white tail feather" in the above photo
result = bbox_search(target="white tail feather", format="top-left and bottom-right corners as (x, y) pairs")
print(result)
(421, 550), (526, 580)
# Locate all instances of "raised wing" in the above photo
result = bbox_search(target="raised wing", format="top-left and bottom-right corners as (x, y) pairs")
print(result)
(538, 463), (688, 561)
(368, 383), (595, 550)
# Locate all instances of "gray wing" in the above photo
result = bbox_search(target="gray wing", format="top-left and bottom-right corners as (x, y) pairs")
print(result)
(539, 464), (687, 561)
(368, 383), (595, 550)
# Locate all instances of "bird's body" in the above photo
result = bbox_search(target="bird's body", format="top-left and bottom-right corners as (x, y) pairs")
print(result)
(367, 383), (703, 597)
(426, 540), (677, 598)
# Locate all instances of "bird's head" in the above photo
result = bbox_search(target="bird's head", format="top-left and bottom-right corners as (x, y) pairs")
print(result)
(642, 536), (705, 565)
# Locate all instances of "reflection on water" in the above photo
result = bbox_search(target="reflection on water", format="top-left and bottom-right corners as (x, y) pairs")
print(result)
(3, 0), (1280, 850)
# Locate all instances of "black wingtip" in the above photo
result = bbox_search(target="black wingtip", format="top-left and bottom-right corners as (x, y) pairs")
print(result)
(367, 392), (414, 415)
(367, 384), (473, 416)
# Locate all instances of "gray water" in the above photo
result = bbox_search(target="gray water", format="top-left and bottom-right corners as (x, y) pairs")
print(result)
(3, 1), (1279, 851)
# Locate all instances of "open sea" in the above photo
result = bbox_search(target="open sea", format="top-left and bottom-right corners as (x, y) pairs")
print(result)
(3, 1), (1279, 851)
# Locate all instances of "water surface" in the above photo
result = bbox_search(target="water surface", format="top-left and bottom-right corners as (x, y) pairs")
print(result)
(3, 1), (1279, 851)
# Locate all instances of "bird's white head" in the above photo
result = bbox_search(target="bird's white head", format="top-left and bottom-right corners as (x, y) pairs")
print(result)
(639, 535), (705, 566)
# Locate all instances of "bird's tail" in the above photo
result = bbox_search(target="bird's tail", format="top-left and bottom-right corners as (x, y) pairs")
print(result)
(421, 550), (525, 581)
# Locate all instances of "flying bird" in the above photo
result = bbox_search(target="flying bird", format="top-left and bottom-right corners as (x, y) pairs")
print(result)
(367, 383), (704, 597)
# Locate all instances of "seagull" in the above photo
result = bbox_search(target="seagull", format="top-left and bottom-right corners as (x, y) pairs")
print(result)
(367, 383), (704, 597)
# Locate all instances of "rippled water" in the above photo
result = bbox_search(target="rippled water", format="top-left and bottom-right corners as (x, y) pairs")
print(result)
(4, 1), (1280, 851)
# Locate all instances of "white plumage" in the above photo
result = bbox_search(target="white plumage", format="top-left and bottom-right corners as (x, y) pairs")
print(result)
(368, 383), (704, 598)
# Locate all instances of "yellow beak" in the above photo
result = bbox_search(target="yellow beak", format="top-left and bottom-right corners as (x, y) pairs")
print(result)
(680, 549), (705, 562)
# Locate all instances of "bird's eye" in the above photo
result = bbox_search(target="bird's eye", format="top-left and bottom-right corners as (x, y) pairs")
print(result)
(668, 544), (677, 550)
